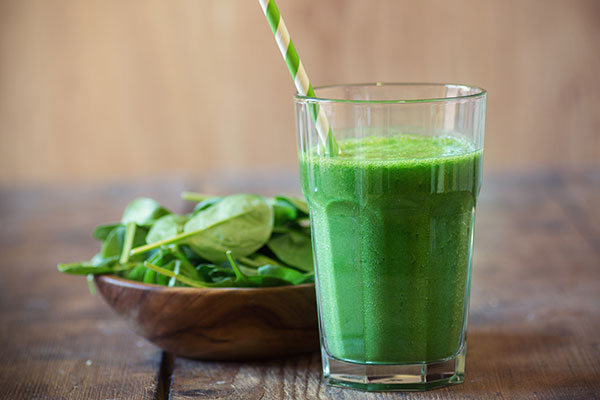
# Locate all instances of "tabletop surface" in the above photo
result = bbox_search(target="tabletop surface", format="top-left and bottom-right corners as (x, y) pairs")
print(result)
(0, 170), (598, 400)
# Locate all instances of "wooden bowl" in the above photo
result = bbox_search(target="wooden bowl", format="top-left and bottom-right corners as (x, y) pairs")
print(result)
(94, 275), (319, 360)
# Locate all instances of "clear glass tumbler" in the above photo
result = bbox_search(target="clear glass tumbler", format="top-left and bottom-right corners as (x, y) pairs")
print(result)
(295, 83), (486, 391)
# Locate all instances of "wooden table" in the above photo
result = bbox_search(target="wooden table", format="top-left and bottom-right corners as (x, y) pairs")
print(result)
(1, 170), (598, 399)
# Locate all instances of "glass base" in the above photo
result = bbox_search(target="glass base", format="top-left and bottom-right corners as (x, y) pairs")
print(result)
(321, 346), (466, 392)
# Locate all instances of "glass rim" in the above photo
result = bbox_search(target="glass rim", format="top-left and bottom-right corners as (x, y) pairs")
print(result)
(294, 82), (487, 104)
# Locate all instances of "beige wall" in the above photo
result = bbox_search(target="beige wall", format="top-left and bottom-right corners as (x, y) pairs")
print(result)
(0, 0), (598, 184)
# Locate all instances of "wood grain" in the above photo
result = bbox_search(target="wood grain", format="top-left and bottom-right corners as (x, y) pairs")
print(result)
(94, 275), (319, 360)
(0, 0), (599, 184)
(0, 171), (599, 399)
(0, 179), (191, 399)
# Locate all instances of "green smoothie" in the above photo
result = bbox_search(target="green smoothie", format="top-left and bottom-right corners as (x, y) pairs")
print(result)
(299, 134), (482, 364)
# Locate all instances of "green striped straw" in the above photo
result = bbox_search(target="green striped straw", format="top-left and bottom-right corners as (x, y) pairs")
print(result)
(258, 0), (339, 155)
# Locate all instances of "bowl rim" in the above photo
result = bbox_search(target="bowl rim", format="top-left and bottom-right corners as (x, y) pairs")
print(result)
(94, 274), (316, 293)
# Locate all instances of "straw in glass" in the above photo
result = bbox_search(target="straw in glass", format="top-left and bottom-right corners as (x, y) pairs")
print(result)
(258, 0), (339, 155)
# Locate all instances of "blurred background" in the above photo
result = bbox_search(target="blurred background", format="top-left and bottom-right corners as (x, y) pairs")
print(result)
(0, 0), (598, 185)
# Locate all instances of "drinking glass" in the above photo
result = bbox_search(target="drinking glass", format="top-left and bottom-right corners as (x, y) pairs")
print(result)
(295, 83), (486, 391)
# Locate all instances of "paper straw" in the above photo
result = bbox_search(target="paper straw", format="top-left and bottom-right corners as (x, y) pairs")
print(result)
(258, 0), (339, 155)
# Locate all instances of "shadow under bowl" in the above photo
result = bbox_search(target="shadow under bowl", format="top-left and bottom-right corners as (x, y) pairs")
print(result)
(94, 275), (319, 360)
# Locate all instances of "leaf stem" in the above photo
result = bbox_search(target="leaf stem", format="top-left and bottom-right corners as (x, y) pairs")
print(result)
(144, 261), (211, 288)
(130, 229), (200, 256)
(120, 222), (136, 264)
(171, 246), (196, 271)
(87, 274), (96, 295)
(168, 260), (180, 287)
(226, 251), (248, 283)
(181, 192), (214, 203)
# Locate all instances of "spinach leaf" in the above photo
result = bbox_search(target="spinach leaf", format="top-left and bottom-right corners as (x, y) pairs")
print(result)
(181, 192), (222, 213)
(178, 258), (202, 281)
(194, 262), (238, 284)
(257, 264), (311, 285)
(238, 264), (258, 276)
(92, 223), (122, 241)
(57, 256), (130, 275)
(145, 248), (196, 285)
(180, 245), (207, 265)
(101, 224), (148, 264)
(271, 225), (296, 234)
(101, 226), (125, 259)
(146, 247), (169, 265)
(271, 222), (310, 235)
(120, 222), (137, 264)
(181, 192), (212, 203)
(240, 254), (284, 268)
(193, 197), (222, 213)
(145, 261), (226, 288)
(242, 275), (289, 287)
(267, 231), (314, 272)
(143, 268), (158, 284)
(132, 226), (149, 247)
(274, 195), (309, 216)
(209, 267), (235, 282)
(269, 197), (297, 226)
(171, 246), (197, 271)
(126, 264), (148, 282)
(183, 194), (273, 262)
(121, 198), (170, 226)
(90, 252), (104, 266)
(146, 214), (188, 244)
(155, 260), (175, 286)
(197, 264), (220, 282)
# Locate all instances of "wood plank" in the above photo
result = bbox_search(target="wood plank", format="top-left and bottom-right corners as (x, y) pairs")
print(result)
(1, 172), (598, 398)
(169, 354), (322, 399)
(0, 180), (190, 399)
(169, 171), (600, 399)
(448, 171), (600, 399)
(550, 170), (600, 252)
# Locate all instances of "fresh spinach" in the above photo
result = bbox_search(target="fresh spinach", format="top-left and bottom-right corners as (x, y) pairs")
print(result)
(193, 197), (222, 213)
(120, 222), (137, 264)
(155, 260), (175, 286)
(267, 231), (314, 272)
(269, 197), (297, 226)
(58, 257), (131, 275)
(101, 226), (125, 259)
(181, 192), (222, 213)
(58, 192), (315, 289)
(143, 267), (158, 284)
(126, 264), (148, 282)
(92, 223), (122, 241)
(240, 253), (284, 268)
(183, 194), (273, 262)
(225, 250), (249, 283)
(101, 224), (148, 263)
(146, 214), (188, 244)
(121, 198), (170, 226)
(181, 192), (212, 203)
(257, 264), (312, 285)
(274, 195), (309, 216)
